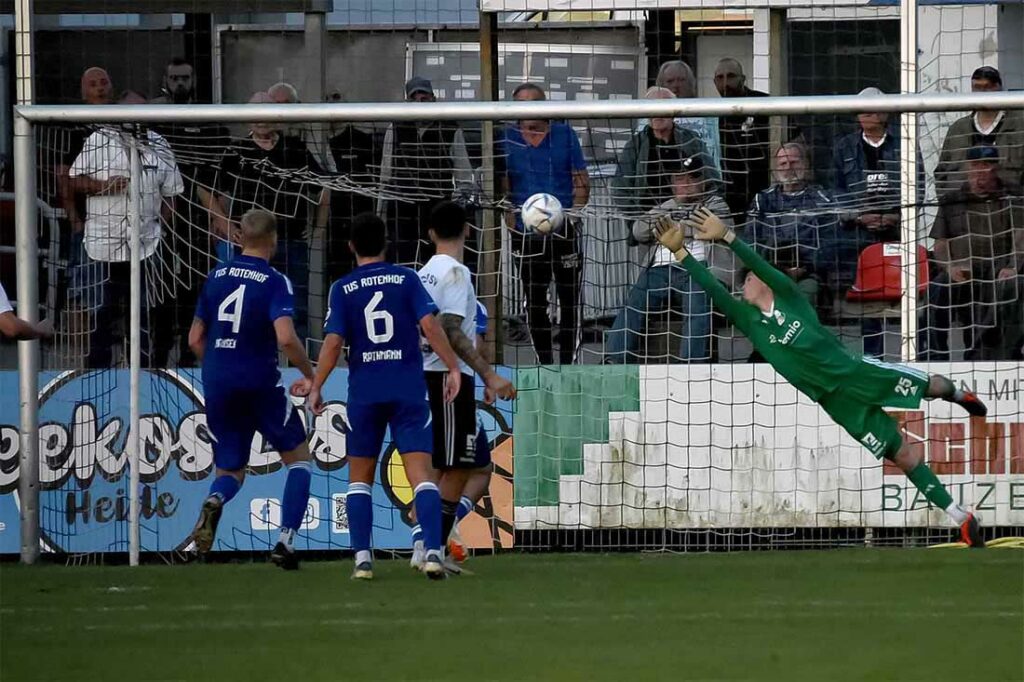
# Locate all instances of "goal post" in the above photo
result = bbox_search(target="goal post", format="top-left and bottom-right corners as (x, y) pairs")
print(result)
(12, 90), (1024, 562)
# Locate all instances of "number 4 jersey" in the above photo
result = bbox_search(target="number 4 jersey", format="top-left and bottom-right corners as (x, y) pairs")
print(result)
(324, 261), (438, 404)
(195, 254), (294, 390)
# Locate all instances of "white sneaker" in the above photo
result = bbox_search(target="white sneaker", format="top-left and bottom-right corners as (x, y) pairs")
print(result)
(410, 546), (426, 570)
(421, 552), (446, 581)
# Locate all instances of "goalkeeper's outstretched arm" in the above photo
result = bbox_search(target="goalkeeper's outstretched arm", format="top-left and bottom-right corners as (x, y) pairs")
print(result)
(652, 217), (749, 327)
(682, 207), (798, 297)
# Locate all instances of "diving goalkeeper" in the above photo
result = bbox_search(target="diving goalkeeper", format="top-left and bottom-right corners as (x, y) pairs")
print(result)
(654, 208), (988, 547)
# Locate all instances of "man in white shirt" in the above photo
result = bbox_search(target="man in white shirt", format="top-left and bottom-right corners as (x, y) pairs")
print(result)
(415, 201), (514, 570)
(69, 110), (184, 367)
(0, 283), (54, 340)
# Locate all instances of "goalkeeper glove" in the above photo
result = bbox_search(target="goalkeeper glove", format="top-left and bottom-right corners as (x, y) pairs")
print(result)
(682, 206), (735, 243)
(653, 216), (690, 261)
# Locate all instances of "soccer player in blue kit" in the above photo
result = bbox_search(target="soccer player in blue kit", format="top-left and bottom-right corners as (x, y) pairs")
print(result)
(307, 213), (464, 580)
(187, 209), (317, 570)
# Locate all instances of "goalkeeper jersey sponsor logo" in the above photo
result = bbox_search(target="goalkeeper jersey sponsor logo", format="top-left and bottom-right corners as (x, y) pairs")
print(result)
(768, 319), (804, 346)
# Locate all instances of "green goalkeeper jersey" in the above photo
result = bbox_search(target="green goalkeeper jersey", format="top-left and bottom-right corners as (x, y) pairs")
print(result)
(681, 238), (862, 402)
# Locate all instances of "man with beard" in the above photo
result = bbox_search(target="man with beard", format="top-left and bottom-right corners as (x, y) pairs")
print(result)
(149, 58), (231, 367)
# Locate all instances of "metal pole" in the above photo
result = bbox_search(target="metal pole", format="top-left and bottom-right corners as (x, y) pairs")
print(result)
(16, 91), (1024, 125)
(128, 135), (142, 566)
(900, 0), (919, 362)
(14, 114), (39, 565)
(479, 10), (502, 364)
(15, 0), (40, 566)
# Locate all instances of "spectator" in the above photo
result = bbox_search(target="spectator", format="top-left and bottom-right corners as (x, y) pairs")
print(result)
(377, 76), (474, 267)
(714, 58), (771, 221)
(208, 91), (327, 340)
(149, 57), (231, 367)
(68, 92), (184, 367)
(268, 81), (337, 174)
(605, 156), (732, 364)
(613, 86), (722, 230)
(0, 283), (53, 341)
(747, 142), (839, 305)
(934, 66), (1024, 197)
(653, 60), (722, 173)
(58, 68), (113, 258)
(924, 145), (1024, 361)
(500, 82), (590, 365)
(326, 90), (381, 281)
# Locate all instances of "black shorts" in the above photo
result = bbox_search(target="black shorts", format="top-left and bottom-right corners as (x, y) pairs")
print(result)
(425, 371), (477, 470)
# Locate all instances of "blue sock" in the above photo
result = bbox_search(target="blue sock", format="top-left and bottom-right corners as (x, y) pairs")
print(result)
(208, 475), (241, 505)
(456, 495), (473, 522)
(414, 481), (442, 552)
(411, 524), (423, 545)
(347, 482), (373, 553)
(280, 461), (312, 533)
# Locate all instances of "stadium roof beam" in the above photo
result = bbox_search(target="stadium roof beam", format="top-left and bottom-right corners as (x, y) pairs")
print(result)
(0, 0), (328, 12)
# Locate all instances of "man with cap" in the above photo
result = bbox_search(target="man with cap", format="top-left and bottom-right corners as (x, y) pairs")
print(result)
(923, 144), (1024, 361)
(377, 76), (475, 268)
(934, 66), (1024, 197)
(604, 154), (733, 364)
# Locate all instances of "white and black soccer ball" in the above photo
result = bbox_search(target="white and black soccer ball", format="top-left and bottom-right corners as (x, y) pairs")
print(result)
(521, 193), (564, 235)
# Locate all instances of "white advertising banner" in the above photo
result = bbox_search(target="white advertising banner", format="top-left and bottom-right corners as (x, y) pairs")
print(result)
(515, 362), (1024, 529)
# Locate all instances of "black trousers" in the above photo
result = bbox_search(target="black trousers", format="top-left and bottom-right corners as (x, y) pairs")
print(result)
(510, 231), (583, 365)
(87, 260), (151, 368)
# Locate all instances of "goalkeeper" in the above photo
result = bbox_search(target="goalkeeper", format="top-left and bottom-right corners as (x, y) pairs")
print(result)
(654, 208), (988, 547)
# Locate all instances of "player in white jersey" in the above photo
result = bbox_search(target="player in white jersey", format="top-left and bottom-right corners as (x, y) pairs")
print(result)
(418, 201), (515, 569)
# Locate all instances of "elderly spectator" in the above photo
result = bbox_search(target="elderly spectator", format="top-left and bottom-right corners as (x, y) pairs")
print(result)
(748, 142), (839, 305)
(923, 145), (1024, 361)
(377, 76), (474, 267)
(208, 91), (327, 339)
(268, 81), (337, 174)
(934, 66), (1024, 197)
(714, 58), (772, 221)
(613, 86), (722, 230)
(499, 82), (590, 365)
(605, 156), (732, 363)
(653, 60), (723, 173)
(68, 91), (184, 367)
(149, 57), (231, 367)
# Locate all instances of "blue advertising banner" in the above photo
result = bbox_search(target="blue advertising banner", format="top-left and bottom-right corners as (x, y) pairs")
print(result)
(0, 368), (514, 555)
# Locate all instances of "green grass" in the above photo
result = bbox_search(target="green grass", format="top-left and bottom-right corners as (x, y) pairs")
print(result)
(2, 550), (1022, 681)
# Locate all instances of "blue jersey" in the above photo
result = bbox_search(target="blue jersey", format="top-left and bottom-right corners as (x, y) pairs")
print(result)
(195, 254), (293, 390)
(475, 300), (488, 336)
(325, 261), (437, 404)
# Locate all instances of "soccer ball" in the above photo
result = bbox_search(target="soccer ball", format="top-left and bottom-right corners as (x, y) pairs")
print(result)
(521, 193), (564, 235)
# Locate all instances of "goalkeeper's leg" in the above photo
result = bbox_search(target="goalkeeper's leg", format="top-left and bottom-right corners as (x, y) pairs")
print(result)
(923, 373), (988, 417)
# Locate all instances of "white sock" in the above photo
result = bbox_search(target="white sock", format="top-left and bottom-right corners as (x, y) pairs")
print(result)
(945, 503), (969, 525)
(413, 539), (424, 553)
(355, 549), (372, 565)
(278, 527), (296, 550)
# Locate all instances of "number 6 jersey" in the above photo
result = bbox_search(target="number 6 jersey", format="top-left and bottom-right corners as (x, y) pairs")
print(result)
(324, 261), (438, 404)
(195, 253), (294, 390)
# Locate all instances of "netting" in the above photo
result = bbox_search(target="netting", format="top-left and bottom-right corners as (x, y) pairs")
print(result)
(2, 0), (1024, 559)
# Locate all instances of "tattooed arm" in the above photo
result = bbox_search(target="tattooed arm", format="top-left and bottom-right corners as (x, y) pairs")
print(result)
(439, 313), (516, 400)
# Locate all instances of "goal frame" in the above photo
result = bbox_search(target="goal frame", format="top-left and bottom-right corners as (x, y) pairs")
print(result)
(13, 89), (1024, 564)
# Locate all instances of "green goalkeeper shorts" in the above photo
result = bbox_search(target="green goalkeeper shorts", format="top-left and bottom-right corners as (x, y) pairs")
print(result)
(818, 358), (930, 459)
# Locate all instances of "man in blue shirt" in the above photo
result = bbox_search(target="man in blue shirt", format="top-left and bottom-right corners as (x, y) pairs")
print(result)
(307, 212), (463, 580)
(186, 209), (316, 570)
(500, 82), (590, 364)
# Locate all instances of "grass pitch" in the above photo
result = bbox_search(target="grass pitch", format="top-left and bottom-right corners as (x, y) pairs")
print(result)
(2, 550), (1022, 681)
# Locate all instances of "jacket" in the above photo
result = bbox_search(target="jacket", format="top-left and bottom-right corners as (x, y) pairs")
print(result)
(612, 123), (723, 222)
(747, 184), (840, 278)
(831, 127), (924, 215)
(929, 179), (1024, 276)
(934, 110), (1024, 197)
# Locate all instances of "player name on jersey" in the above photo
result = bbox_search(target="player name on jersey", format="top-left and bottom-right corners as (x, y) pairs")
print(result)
(216, 266), (270, 283)
(342, 273), (407, 294)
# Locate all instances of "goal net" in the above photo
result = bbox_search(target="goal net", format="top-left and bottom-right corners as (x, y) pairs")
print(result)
(4, 0), (1023, 561)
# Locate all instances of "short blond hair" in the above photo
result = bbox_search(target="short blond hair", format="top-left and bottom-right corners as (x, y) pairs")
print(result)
(240, 209), (278, 244)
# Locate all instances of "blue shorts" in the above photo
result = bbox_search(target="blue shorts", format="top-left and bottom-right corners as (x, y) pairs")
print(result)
(204, 384), (307, 472)
(473, 418), (491, 468)
(347, 400), (433, 458)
